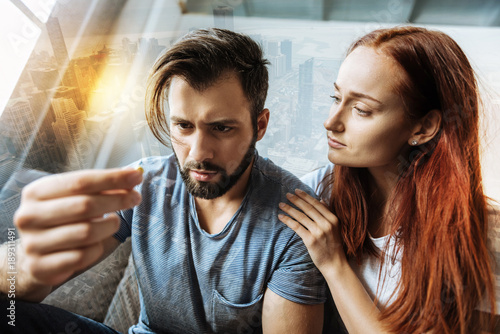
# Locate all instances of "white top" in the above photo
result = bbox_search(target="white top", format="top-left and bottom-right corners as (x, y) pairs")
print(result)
(301, 163), (500, 313)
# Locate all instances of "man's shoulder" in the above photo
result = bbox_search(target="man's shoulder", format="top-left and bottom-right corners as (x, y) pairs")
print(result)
(252, 154), (315, 196)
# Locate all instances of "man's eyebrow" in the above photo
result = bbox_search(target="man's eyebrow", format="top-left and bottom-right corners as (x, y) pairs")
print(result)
(334, 82), (383, 105)
(170, 116), (188, 123)
(206, 119), (240, 126)
(169, 116), (240, 125)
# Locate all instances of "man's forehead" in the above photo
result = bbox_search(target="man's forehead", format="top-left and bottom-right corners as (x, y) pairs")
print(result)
(168, 72), (239, 94)
(167, 75), (252, 123)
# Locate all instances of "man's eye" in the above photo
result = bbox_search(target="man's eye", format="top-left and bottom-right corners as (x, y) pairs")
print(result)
(213, 125), (232, 133)
(176, 123), (191, 129)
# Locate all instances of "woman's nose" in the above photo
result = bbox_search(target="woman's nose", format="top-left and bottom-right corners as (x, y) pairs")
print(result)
(324, 103), (345, 133)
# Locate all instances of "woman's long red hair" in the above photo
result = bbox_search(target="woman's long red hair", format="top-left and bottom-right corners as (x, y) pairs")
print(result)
(327, 26), (496, 333)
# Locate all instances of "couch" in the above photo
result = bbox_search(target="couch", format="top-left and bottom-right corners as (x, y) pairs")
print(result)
(41, 238), (140, 333)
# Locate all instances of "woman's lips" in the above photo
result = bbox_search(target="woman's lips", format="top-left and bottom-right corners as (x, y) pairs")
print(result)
(327, 136), (346, 148)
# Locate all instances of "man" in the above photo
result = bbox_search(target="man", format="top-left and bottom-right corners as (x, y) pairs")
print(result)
(0, 28), (325, 333)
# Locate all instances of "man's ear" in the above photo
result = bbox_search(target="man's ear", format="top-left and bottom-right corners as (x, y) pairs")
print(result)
(408, 109), (442, 146)
(256, 109), (270, 141)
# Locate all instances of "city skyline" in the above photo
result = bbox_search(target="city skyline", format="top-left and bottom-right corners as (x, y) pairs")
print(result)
(1, 12), (499, 205)
(0, 13), (335, 177)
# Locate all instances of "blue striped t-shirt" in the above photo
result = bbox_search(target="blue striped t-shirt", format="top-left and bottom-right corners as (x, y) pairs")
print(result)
(114, 152), (327, 333)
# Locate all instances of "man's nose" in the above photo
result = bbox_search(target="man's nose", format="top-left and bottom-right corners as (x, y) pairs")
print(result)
(189, 131), (215, 162)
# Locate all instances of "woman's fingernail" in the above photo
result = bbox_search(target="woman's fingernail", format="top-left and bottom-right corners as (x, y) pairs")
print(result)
(286, 193), (295, 200)
(295, 189), (305, 195)
(279, 202), (285, 208)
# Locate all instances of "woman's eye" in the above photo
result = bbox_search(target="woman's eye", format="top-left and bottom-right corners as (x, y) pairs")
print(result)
(330, 95), (341, 104)
(354, 107), (371, 117)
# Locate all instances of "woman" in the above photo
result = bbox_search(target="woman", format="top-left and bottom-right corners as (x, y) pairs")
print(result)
(278, 26), (498, 333)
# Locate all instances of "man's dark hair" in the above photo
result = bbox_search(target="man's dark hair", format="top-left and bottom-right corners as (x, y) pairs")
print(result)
(146, 28), (270, 147)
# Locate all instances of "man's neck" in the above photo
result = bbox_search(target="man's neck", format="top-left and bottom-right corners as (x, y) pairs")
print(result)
(194, 159), (254, 234)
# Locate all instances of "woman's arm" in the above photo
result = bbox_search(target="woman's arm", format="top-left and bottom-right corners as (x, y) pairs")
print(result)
(278, 189), (388, 334)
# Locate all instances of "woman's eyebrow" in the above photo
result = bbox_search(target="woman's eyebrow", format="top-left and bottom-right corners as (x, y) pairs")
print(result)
(334, 82), (383, 106)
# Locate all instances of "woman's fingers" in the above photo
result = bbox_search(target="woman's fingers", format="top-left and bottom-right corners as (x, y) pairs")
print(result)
(279, 190), (329, 234)
(278, 200), (317, 232)
(292, 189), (338, 226)
(279, 191), (343, 271)
(282, 190), (338, 231)
(278, 213), (310, 243)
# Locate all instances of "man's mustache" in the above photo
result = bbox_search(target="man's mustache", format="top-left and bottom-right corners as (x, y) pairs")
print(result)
(183, 161), (225, 173)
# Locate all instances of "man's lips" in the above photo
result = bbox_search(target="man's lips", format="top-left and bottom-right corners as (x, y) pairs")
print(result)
(327, 136), (346, 148)
(190, 169), (218, 182)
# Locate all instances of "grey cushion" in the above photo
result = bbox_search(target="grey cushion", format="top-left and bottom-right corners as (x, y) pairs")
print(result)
(104, 252), (140, 333)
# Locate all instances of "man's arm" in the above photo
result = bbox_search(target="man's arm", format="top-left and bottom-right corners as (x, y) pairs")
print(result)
(262, 288), (323, 334)
(0, 168), (142, 302)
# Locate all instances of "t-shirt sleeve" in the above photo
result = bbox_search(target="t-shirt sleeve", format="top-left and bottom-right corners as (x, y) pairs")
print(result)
(300, 163), (334, 202)
(267, 233), (327, 304)
(113, 209), (132, 243)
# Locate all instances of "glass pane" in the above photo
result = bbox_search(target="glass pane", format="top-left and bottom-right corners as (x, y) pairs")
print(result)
(20, 0), (58, 23)
(0, 1), (41, 116)
(1, 0), (499, 222)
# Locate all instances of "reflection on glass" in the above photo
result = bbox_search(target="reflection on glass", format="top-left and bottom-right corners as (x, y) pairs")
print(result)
(1, 0), (499, 227)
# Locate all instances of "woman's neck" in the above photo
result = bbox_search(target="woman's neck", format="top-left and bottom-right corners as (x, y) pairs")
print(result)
(367, 166), (399, 238)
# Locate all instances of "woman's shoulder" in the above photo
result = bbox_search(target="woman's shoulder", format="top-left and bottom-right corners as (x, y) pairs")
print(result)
(487, 202), (500, 266)
(486, 201), (500, 314)
(487, 202), (500, 243)
(300, 163), (334, 200)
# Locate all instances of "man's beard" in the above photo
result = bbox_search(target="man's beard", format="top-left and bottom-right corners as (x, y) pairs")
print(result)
(175, 139), (256, 200)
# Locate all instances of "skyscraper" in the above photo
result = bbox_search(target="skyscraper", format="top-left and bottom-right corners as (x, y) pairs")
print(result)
(51, 86), (85, 110)
(267, 40), (280, 57)
(267, 40), (286, 79)
(213, 6), (234, 30)
(46, 16), (78, 88)
(297, 58), (314, 137)
(281, 40), (292, 72)
(1, 99), (35, 157)
(51, 98), (89, 169)
(46, 17), (69, 69)
(29, 68), (60, 91)
(1, 98), (51, 168)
